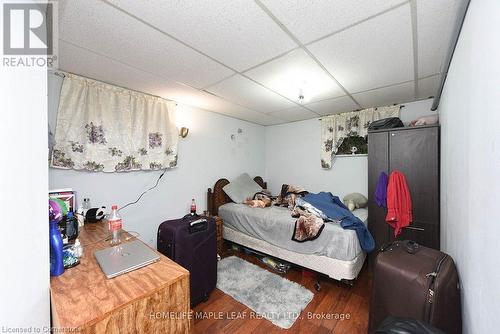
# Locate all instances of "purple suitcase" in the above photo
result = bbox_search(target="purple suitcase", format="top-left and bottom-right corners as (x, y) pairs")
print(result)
(157, 214), (217, 306)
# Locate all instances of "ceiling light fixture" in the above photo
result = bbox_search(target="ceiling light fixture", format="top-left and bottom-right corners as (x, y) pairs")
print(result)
(298, 93), (305, 103)
(298, 87), (308, 104)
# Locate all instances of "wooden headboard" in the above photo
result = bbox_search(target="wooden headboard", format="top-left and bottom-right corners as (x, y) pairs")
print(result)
(207, 176), (267, 216)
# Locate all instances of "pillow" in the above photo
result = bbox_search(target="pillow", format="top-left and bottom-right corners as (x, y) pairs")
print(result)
(343, 193), (368, 211)
(223, 173), (262, 204)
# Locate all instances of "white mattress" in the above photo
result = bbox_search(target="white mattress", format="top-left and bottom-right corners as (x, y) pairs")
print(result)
(223, 226), (366, 281)
(219, 203), (368, 261)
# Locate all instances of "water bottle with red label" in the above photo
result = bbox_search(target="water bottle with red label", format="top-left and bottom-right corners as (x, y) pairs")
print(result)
(190, 199), (197, 215)
(108, 205), (123, 246)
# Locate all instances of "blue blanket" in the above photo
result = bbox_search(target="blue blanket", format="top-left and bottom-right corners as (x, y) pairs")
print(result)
(302, 192), (375, 252)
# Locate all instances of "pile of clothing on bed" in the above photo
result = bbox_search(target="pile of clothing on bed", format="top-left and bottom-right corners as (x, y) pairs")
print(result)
(244, 184), (375, 252)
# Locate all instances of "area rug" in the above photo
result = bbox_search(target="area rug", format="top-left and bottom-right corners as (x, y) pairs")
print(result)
(216, 256), (314, 329)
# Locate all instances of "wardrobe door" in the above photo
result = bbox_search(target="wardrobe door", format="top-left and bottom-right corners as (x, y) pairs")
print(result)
(388, 126), (439, 249)
(368, 131), (390, 256)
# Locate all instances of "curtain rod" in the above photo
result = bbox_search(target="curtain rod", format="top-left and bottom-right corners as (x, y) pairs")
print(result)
(318, 104), (404, 121)
(48, 69), (177, 105)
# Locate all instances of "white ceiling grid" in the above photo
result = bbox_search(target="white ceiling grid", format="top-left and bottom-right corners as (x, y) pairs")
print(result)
(58, 0), (465, 125)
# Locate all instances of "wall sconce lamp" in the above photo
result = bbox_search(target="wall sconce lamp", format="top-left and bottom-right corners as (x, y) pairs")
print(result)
(179, 127), (189, 138)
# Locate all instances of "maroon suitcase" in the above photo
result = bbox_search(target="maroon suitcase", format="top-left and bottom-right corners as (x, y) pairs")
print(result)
(369, 240), (461, 334)
(157, 214), (217, 307)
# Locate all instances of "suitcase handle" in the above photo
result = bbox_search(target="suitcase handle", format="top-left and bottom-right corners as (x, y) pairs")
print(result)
(379, 240), (420, 254)
(405, 240), (420, 254)
(189, 219), (208, 234)
(190, 218), (207, 226)
(182, 213), (200, 220)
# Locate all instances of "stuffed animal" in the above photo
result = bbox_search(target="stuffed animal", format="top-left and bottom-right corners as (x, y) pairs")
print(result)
(243, 197), (271, 208)
(343, 193), (368, 211)
(243, 190), (273, 208)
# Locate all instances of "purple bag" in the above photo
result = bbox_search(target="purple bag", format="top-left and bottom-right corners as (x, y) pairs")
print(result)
(157, 215), (217, 306)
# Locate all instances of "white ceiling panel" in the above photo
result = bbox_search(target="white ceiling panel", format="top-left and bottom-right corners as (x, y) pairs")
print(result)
(160, 88), (281, 126)
(108, 0), (297, 71)
(232, 111), (286, 126)
(58, 40), (281, 126)
(205, 75), (295, 113)
(56, 0), (466, 126)
(159, 85), (285, 126)
(417, 0), (463, 78)
(268, 106), (318, 122)
(245, 49), (344, 103)
(308, 4), (413, 93)
(305, 96), (359, 116)
(59, 0), (233, 89)
(58, 3), (238, 114)
(418, 75), (440, 100)
(353, 81), (415, 108)
(58, 40), (197, 101)
(261, 0), (405, 44)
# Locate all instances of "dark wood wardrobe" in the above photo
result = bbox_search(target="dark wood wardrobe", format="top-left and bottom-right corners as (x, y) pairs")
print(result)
(368, 125), (440, 259)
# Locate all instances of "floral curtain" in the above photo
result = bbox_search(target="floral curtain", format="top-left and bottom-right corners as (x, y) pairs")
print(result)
(51, 74), (178, 172)
(320, 106), (400, 169)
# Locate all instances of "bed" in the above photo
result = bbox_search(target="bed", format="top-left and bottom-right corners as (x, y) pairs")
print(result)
(207, 176), (366, 284)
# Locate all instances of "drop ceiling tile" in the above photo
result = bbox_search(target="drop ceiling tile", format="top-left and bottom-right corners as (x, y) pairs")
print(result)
(261, 0), (405, 44)
(308, 4), (413, 93)
(418, 75), (440, 100)
(59, 41), (278, 126)
(158, 86), (283, 126)
(245, 49), (344, 103)
(58, 40), (195, 100)
(239, 112), (287, 126)
(205, 75), (295, 113)
(108, 0), (297, 71)
(417, 0), (464, 77)
(59, 0), (233, 89)
(268, 106), (318, 122)
(305, 96), (359, 116)
(353, 81), (415, 108)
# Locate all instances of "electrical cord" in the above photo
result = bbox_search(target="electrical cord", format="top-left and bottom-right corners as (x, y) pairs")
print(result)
(118, 168), (168, 212)
(70, 169), (167, 216)
(70, 169), (166, 247)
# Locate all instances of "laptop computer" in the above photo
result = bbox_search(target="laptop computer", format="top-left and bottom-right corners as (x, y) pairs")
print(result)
(94, 240), (160, 279)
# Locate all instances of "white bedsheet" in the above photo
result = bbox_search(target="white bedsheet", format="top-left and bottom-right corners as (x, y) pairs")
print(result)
(218, 203), (368, 261)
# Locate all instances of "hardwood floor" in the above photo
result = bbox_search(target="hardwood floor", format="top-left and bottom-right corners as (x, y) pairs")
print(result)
(193, 251), (372, 333)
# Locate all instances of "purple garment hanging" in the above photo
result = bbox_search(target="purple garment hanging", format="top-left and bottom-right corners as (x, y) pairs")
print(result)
(375, 172), (388, 207)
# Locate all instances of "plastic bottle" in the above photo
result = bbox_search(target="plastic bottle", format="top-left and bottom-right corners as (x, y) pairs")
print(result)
(73, 238), (83, 258)
(49, 219), (64, 276)
(76, 205), (85, 228)
(190, 199), (197, 215)
(65, 211), (78, 241)
(82, 198), (91, 216)
(108, 205), (123, 246)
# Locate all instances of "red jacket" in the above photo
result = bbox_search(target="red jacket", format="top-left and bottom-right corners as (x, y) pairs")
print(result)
(385, 170), (412, 236)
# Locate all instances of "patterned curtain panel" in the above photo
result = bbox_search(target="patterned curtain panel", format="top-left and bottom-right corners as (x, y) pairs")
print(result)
(51, 74), (178, 172)
(320, 105), (400, 169)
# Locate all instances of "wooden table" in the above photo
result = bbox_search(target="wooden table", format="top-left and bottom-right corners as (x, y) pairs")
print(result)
(50, 222), (192, 333)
